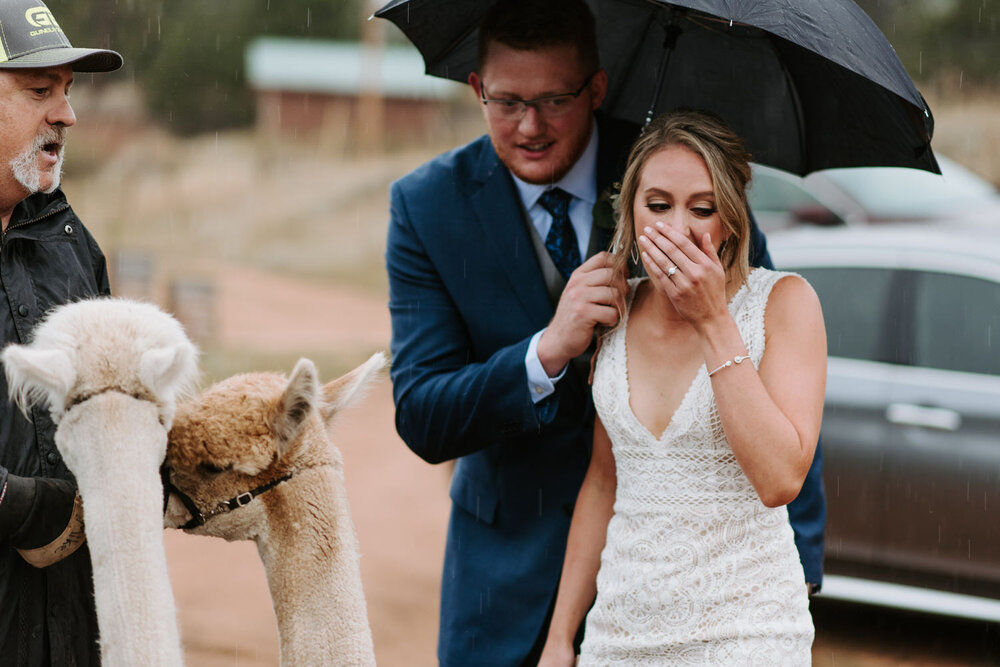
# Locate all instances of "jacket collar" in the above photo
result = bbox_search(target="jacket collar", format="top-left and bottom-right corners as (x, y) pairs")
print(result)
(8, 189), (69, 227)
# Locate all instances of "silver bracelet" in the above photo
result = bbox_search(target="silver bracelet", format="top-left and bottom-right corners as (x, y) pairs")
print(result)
(708, 355), (750, 377)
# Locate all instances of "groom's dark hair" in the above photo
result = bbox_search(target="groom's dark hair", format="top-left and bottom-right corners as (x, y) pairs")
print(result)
(477, 0), (599, 75)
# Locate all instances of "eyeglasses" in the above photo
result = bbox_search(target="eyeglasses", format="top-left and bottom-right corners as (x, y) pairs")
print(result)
(480, 72), (597, 121)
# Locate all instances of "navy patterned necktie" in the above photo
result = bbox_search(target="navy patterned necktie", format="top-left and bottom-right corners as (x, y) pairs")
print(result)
(538, 187), (581, 280)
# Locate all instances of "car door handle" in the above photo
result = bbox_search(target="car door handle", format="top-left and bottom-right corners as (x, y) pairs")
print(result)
(885, 403), (962, 431)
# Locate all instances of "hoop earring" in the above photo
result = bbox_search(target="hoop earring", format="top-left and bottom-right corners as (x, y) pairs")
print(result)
(630, 240), (640, 264)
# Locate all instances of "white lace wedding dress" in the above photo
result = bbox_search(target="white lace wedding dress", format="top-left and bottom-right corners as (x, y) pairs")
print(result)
(579, 269), (814, 665)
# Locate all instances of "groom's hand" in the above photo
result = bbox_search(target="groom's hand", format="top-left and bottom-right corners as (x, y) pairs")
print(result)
(537, 251), (627, 377)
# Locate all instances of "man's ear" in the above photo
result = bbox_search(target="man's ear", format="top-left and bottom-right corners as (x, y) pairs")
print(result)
(590, 68), (608, 110)
(468, 71), (482, 96)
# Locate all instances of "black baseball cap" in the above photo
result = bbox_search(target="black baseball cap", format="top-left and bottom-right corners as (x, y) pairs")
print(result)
(0, 0), (122, 72)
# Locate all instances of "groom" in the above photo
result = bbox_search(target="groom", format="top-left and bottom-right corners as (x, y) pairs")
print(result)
(386, 0), (826, 664)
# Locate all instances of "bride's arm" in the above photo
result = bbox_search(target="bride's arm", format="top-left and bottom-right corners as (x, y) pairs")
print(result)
(700, 274), (825, 507)
(538, 416), (617, 666)
(641, 225), (826, 508)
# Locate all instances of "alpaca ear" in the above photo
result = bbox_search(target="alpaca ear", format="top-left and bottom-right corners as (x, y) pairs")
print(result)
(1, 346), (76, 415)
(320, 352), (388, 424)
(139, 343), (199, 402)
(274, 358), (319, 459)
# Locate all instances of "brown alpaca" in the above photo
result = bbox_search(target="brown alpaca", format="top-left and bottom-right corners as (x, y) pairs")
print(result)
(162, 354), (384, 666)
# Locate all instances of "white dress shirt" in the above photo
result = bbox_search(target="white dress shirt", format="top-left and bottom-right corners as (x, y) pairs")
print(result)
(510, 123), (600, 403)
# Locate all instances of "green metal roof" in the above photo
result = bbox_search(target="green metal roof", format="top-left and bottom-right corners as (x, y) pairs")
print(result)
(245, 37), (465, 100)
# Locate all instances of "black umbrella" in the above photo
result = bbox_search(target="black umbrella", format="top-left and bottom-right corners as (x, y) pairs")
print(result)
(374, 0), (938, 176)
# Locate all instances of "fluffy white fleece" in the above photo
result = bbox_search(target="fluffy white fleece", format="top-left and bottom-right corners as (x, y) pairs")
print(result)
(3, 297), (198, 667)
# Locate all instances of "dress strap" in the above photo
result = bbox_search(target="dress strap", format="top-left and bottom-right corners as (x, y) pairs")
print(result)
(731, 268), (800, 365)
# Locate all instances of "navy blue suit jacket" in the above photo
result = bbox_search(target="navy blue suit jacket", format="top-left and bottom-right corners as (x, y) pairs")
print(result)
(386, 115), (824, 666)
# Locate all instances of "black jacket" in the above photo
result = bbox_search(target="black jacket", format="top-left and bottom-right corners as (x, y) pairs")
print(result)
(0, 189), (109, 666)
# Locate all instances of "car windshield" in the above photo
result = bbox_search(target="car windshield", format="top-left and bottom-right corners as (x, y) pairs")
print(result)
(808, 156), (998, 219)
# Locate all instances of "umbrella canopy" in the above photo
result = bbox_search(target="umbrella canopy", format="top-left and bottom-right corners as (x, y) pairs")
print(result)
(375, 0), (938, 176)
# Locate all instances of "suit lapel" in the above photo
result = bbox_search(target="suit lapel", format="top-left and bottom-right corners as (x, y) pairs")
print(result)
(469, 143), (554, 327)
(592, 113), (643, 256)
(596, 111), (641, 193)
(588, 113), (640, 256)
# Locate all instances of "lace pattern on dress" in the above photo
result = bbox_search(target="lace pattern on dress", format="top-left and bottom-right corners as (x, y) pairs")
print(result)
(580, 268), (814, 666)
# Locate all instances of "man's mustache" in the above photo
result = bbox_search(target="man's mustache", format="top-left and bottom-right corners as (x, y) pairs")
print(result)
(32, 126), (67, 153)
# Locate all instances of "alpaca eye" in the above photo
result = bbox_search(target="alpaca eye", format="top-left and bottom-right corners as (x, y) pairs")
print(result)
(198, 461), (230, 475)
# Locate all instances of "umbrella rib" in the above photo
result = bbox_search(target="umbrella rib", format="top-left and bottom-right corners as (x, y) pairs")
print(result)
(777, 57), (808, 174)
(605, 4), (662, 112)
(687, 13), (751, 32)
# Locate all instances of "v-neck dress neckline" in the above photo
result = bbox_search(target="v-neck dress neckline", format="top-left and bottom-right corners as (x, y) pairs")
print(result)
(620, 275), (753, 443)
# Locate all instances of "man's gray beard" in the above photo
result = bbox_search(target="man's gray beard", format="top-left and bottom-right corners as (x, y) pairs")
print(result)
(9, 130), (66, 195)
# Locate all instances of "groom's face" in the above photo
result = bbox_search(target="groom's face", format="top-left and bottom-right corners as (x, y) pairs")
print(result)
(469, 42), (607, 185)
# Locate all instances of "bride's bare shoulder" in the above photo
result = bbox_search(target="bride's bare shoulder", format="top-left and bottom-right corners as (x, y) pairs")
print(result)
(763, 272), (824, 339)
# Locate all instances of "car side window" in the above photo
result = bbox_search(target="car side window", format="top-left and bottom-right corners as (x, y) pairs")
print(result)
(749, 172), (824, 212)
(911, 271), (1000, 376)
(748, 170), (843, 229)
(794, 267), (896, 363)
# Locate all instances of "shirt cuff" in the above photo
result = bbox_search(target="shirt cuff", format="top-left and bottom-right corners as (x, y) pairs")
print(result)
(526, 328), (567, 404)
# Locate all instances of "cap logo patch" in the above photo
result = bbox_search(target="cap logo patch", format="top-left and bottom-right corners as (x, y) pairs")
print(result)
(25, 6), (62, 36)
(0, 0), (121, 71)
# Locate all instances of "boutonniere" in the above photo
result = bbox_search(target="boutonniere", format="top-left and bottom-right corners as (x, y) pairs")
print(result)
(592, 182), (621, 231)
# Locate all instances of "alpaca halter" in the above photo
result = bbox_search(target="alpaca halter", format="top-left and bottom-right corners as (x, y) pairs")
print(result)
(160, 466), (294, 531)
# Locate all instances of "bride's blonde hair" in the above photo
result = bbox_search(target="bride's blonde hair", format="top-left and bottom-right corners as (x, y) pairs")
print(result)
(610, 109), (754, 288)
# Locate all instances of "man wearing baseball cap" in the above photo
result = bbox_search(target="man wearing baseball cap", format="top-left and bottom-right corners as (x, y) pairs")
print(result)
(0, 1), (123, 663)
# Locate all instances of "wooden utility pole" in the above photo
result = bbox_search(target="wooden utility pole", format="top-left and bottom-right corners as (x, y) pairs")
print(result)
(357, 1), (385, 155)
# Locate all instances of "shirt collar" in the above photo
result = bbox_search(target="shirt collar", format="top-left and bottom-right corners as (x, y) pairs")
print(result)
(511, 121), (599, 211)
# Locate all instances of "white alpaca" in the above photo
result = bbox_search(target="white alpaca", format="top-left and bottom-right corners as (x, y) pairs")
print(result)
(162, 354), (384, 666)
(3, 298), (197, 667)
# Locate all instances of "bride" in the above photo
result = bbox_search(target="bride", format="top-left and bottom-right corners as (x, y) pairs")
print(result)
(538, 110), (825, 665)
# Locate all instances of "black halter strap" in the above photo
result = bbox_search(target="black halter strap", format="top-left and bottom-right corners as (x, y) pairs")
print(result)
(161, 465), (293, 531)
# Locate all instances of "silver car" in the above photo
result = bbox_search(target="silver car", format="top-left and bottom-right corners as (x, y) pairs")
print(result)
(750, 156), (1000, 231)
(768, 224), (1000, 622)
